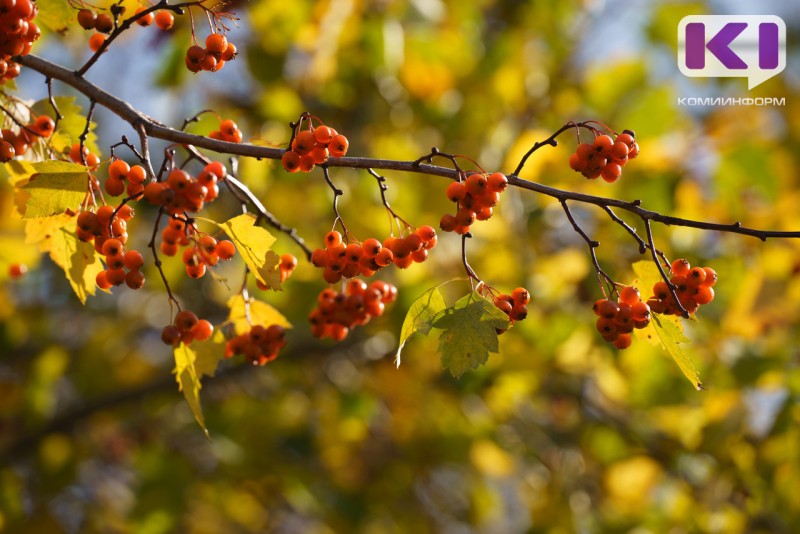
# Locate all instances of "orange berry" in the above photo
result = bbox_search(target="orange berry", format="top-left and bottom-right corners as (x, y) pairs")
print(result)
(618, 286), (640, 306)
(281, 150), (301, 173)
(671, 258), (691, 277)
(135, 7), (154, 26)
(154, 10), (174, 30)
(88, 32), (105, 52)
(205, 33), (227, 55)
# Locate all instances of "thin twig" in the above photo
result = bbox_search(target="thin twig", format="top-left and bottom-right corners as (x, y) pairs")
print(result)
(561, 200), (616, 296)
(15, 53), (800, 242)
(644, 219), (689, 318)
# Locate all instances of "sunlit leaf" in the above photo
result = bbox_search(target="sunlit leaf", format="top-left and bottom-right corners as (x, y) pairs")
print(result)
(651, 315), (703, 391)
(218, 213), (282, 290)
(395, 286), (446, 367)
(33, 0), (73, 32)
(18, 161), (88, 218)
(173, 333), (224, 437)
(227, 294), (291, 335)
(47, 219), (104, 304)
(433, 292), (510, 378)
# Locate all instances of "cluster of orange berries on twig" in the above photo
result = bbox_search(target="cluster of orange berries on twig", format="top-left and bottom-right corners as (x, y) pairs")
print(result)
(225, 324), (287, 366)
(0, 0), (40, 82)
(158, 217), (236, 279)
(143, 161), (225, 214)
(282, 119), (349, 174)
(648, 259), (716, 316)
(68, 142), (100, 168)
(105, 159), (146, 198)
(569, 130), (639, 183)
(208, 119), (242, 143)
(77, 204), (131, 251)
(185, 33), (237, 73)
(309, 279), (397, 341)
(310, 227), (437, 284)
(81, 5), (176, 52)
(593, 286), (652, 349)
(483, 285), (530, 330)
(440, 172), (508, 234)
(161, 310), (214, 347)
(0, 115), (54, 162)
(96, 237), (145, 290)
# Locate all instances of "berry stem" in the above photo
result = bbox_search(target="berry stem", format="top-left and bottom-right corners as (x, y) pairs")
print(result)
(560, 200), (616, 296)
(148, 209), (182, 312)
(16, 53), (800, 243)
(460, 234), (481, 285)
(322, 166), (349, 239)
(367, 168), (413, 234)
(644, 218), (689, 318)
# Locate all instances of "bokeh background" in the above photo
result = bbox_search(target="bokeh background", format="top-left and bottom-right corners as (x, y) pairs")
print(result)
(2, 0), (800, 532)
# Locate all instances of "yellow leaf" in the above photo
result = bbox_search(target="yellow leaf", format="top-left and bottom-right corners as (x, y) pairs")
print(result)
(218, 213), (282, 290)
(18, 161), (88, 218)
(173, 331), (226, 436)
(24, 214), (73, 251)
(226, 294), (291, 335)
(47, 219), (105, 304)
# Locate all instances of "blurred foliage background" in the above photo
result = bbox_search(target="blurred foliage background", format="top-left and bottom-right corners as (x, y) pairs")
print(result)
(2, 0), (800, 532)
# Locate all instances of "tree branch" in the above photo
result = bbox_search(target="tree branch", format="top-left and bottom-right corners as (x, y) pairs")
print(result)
(15, 53), (800, 242)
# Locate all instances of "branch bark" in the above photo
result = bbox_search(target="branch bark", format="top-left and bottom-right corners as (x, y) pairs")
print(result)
(14, 53), (800, 241)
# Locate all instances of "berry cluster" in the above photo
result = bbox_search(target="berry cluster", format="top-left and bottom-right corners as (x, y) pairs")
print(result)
(256, 253), (297, 290)
(0, 0), (39, 83)
(309, 279), (397, 341)
(158, 217), (236, 279)
(161, 310), (214, 347)
(209, 119), (242, 143)
(105, 159), (146, 198)
(647, 259), (716, 316)
(180, 234), (236, 279)
(69, 142), (100, 168)
(281, 124), (348, 173)
(569, 130), (640, 183)
(144, 161), (225, 214)
(440, 172), (508, 234)
(185, 33), (237, 73)
(77, 204), (132, 252)
(0, 115), (54, 162)
(224, 324), (287, 366)
(95, 237), (145, 290)
(83, 6), (175, 52)
(310, 227), (437, 284)
(488, 286), (530, 326)
(593, 286), (651, 349)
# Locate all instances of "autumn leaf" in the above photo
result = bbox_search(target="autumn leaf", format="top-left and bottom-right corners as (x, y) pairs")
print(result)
(631, 260), (702, 388)
(31, 0), (73, 32)
(47, 219), (105, 304)
(227, 294), (291, 335)
(433, 292), (510, 378)
(218, 214), (282, 290)
(173, 330), (226, 436)
(395, 286), (446, 367)
(18, 161), (88, 218)
(651, 315), (704, 391)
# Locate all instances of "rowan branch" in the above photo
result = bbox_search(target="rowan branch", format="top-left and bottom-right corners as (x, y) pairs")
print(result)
(14, 53), (800, 244)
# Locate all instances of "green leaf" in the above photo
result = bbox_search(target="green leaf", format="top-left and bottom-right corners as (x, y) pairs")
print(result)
(395, 287), (446, 367)
(218, 214), (282, 290)
(226, 294), (292, 335)
(47, 219), (105, 304)
(433, 292), (510, 378)
(32, 0), (73, 32)
(18, 161), (88, 218)
(651, 315), (704, 391)
(173, 331), (225, 436)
